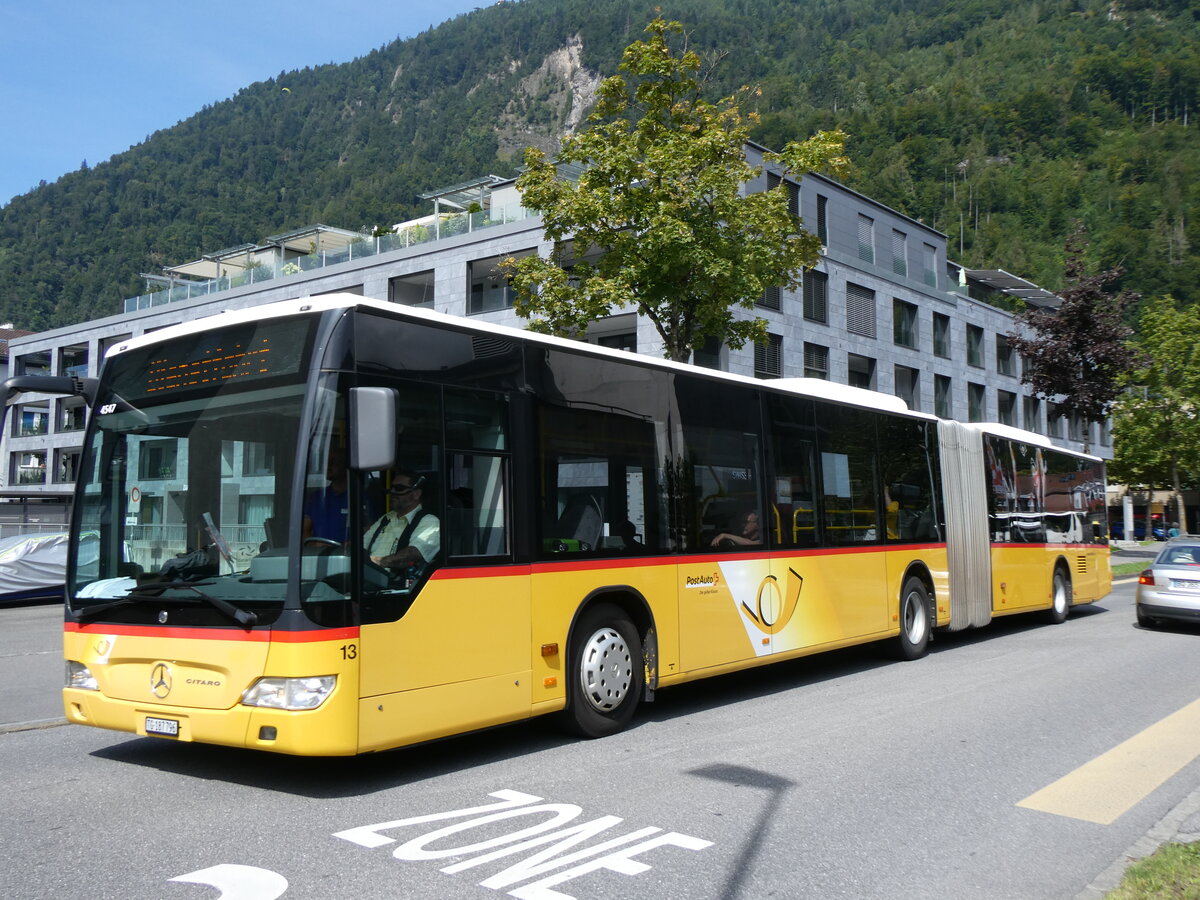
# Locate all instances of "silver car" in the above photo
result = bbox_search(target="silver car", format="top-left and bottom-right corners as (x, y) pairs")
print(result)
(1136, 539), (1200, 628)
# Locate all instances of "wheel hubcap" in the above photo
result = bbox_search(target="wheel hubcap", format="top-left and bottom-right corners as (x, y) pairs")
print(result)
(903, 590), (927, 643)
(1054, 578), (1067, 614)
(579, 626), (633, 713)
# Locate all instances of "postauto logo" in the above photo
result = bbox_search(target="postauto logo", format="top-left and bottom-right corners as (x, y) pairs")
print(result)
(684, 572), (721, 589)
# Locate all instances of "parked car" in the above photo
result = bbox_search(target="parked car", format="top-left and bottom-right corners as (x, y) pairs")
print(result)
(1109, 518), (1167, 541)
(1135, 538), (1200, 628)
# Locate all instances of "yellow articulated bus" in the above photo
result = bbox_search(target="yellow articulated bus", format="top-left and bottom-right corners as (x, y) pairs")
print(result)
(7, 295), (1109, 755)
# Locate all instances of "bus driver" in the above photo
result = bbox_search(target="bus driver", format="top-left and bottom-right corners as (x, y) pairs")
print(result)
(363, 468), (440, 574)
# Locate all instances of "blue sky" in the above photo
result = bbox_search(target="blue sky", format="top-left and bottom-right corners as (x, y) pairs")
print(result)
(0, 0), (488, 206)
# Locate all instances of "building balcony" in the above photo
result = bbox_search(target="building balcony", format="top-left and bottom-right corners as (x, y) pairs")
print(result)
(123, 206), (536, 314)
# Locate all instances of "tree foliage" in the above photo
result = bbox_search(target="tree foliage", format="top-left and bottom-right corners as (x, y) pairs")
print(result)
(1008, 227), (1140, 445)
(1109, 296), (1200, 498)
(502, 17), (846, 361)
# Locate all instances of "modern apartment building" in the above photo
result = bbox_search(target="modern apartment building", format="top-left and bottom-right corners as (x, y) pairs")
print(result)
(3, 143), (1105, 501)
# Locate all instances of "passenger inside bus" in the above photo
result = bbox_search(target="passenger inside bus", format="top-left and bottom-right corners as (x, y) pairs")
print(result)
(710, 509), (762, 548)
(363, 468), (441, 575)
(302, 447), (350, 543)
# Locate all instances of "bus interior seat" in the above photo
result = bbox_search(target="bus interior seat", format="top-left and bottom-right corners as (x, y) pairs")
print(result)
(701, 497), (741, 544)
(555, 495), (604, 552)
(262, 516), (282, 549)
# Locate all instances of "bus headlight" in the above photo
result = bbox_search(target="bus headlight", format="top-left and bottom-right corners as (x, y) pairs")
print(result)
(242, 676), (336, 710)
(65, 661), (99, 690)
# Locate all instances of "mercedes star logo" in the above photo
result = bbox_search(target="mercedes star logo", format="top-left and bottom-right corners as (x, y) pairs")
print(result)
(150, 663), (172, 699)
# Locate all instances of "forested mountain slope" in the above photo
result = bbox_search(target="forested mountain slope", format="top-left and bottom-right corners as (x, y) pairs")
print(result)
(0, 0), (1195, 330)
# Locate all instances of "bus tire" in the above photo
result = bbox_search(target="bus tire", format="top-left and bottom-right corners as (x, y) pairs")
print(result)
(563, 603), (643, 738)
(893, 576), (931, 661)
(1046, 568), (1071, 625)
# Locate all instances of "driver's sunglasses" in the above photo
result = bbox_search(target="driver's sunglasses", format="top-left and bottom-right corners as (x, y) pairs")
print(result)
(389, 484), (417, 495)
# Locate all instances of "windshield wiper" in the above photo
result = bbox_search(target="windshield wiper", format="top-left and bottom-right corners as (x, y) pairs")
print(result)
(77, 580), (258, 627)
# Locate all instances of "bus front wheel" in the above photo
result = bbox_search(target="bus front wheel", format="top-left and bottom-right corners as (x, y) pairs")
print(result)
(563, 603), (643, 738)
(893, 576), (932, 660)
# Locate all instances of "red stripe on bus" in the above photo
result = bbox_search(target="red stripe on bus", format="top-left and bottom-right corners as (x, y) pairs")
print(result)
(64, 622), (358, 642)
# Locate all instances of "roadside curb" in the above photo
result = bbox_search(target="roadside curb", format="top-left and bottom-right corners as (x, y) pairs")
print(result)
(1075, 782), (1200, 899)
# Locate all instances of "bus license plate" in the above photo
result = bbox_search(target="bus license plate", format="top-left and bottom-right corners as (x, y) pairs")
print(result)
(145, 716), (179, 737)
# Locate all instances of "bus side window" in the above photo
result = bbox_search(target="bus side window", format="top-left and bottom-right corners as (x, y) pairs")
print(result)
(766, 394), (818, 549)
(817, 405), (879, 545)
(444, 390), (511, 560)
(445, 453), (509, 558)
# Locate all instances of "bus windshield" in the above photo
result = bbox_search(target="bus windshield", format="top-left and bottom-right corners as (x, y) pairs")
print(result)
(69, 316), (317, 624)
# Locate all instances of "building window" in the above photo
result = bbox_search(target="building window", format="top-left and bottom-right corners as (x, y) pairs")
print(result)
(895, 365), (919, 409)
(389, 270), (435, 308)
(1098, 418), (1111, 447)
(758, 285), (782, 311)
(998, 390), (1017, 426)
(597, 332), (636, 353)
(846, 283), (876, 337)
(139, 440), (178, 480)
(57, 343), (89, 378)
(57, 399), (87, 433)
(935, 375), (952, 419)
(468, 255), (523, 314)
(923, 243), (938, 288)
(848, 354), (875, 390)
(754, 333), (783, 379)
(857, 214), (875, 263)
(996, 335), (1016, 376)
(1069, 415), (1087, 442)
(893, 299), (918, 349)
(816, 194), (828, 245)
(12, 404), (48, 437)
(1047, 402), (1065, 438)
(692, 336), (722, 370)
(15, 351), (50, 377)
(933, 313), (950, 358)
(803, 269), (827, 323)
(803, 343), (829, 379)
(770, 174), (800, 219)
(54, 448), (81, 484)
(14, 451), (46, 485)
(966, 324), (984, 367)
(1023, 396), (1041, 432)
(968, 382), (985, 422)
(892, 230), (907, 277)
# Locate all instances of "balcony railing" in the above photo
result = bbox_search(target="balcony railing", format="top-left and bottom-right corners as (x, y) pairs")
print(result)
(123, 206), (537, 314)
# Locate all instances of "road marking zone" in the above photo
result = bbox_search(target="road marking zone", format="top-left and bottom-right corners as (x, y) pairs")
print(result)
(1018, 697), (1200, 825)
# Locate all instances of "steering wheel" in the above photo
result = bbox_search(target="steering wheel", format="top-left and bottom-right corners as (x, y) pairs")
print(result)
(302, 537), (342, 554)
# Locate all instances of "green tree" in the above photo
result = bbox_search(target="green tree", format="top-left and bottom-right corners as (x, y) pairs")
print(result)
(502, 16), (847, 362)
(1110, 296), (1200, 531)
(1007, 226), (1140, 452)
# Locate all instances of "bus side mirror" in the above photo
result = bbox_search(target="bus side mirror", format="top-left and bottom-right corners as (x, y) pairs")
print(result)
(349, 387), (396, 471)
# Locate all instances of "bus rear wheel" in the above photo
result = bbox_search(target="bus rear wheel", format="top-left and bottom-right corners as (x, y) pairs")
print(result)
(563, 603), (643, 738)
(1045, 569), (1071, 625)
(892, 576), (931, 660)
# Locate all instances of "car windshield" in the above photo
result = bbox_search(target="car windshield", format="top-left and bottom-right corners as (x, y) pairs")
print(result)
(69, 316), (318, 622)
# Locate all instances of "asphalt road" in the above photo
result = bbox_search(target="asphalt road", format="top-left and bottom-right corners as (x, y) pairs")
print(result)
(2, 582), (1198, 900)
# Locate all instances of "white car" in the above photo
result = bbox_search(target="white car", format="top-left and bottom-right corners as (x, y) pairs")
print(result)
(1136, 539), (1200, 628)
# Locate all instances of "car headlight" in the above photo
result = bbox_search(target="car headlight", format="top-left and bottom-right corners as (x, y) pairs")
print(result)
(242, 676), (336, 710)
(65, 661), (98, 691)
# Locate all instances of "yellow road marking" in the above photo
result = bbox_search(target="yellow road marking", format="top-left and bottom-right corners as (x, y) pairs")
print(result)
(1017, 697), (1200, 825)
